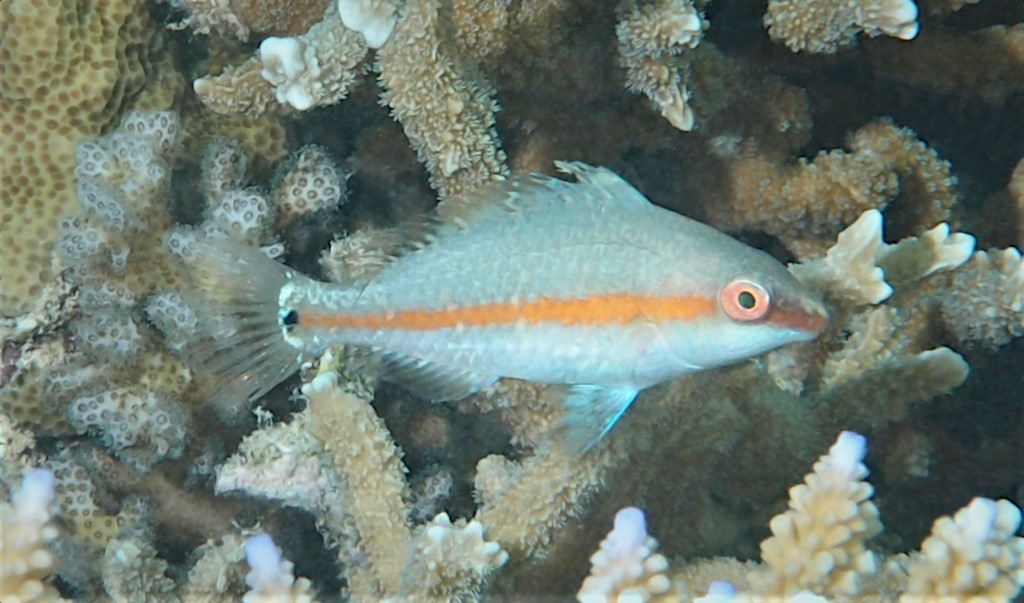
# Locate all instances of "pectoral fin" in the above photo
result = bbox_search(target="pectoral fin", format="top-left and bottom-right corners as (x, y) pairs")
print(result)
(551, 385), (639, 454)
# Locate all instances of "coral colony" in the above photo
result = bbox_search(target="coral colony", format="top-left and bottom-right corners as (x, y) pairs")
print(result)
(2, 0), (1023, 601)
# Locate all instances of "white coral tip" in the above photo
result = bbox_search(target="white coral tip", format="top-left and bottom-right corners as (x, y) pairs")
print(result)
(259, 36), (316, 110)
(829, 431), (867, 474)
(15, 469), (55, 508)
(337, 0), (398, 48)
(694, 581), (737, 603)
(870, 0), (920, 40)
(301, 371), (339, 396)
(609, 507), (648, 556)
(888, 0), (920, 39)
(245, 533), (284, 584)
(959, 498), (999, 543)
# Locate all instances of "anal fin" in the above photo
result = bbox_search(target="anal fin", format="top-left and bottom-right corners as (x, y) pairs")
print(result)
(551, 385), (639, 454)
(379, 351), (496, 402)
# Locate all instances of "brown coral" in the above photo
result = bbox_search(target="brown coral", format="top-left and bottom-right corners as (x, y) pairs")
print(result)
(0, 0), (179, 317)
(706, 119), (957, 259)
(168, 0), (331, 40)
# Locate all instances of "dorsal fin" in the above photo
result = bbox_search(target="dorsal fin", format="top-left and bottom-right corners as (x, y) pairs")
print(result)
(340, 162), (650, 279)
(435, 161), (649, 229)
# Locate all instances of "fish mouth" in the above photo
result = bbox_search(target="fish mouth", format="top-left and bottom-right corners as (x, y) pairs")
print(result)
(769, 297), (830, 335)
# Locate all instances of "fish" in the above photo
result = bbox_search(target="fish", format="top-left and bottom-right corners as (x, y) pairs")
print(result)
(188, 162), (828, 452)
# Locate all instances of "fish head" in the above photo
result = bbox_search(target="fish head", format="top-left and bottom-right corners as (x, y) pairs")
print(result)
(656, 248), (828, 372)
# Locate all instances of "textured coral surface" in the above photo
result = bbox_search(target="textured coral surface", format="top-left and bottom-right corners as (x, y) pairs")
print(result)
(0, 0), (177, 317)
(1, 0), (1023, 601)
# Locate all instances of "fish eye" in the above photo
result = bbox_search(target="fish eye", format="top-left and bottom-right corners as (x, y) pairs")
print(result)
(720, 278), (771, 322)
(280, 309), (299, 330)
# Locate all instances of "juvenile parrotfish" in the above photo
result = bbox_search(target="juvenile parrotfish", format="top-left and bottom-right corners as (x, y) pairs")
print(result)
(190, 162), (828, 452)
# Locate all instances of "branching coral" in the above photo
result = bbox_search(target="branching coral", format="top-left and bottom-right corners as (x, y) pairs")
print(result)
(376, 0), (509, 198)
(193, 0), (507, 199)
(242, 534), (318, 603)
(0, 469), (65, 603)
(765, 0), (920, 53)
(166, 0), (331, 40)
(1, 0), (1023, 601)
(940, 247), (1024, 350)
(706, 119), (959, 259)
(616, 0), (707, 132)
(194, 3), (367, 116)
(578, 432), (1024, 601)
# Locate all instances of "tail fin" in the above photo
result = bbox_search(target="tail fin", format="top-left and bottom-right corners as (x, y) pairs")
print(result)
(186, 240), (305, 419)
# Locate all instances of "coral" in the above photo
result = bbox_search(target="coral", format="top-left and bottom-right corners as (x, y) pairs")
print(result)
(303, 369), (412, 598)
(57, 110), (186, 296)
(2, 1), (1024, 601)
(183, 533), (249, 602)
(402, 512), (509, 600)
(68, 310), (146, 367)
(271, 145), (348, 228)
(206, 189), (278, 246)
(376, 0), (509, 198)
(242, 534), (317, 603)
(755, 432), (882, 595)
(940, 248), (1024, 350)
(319, 227), (400, 282)
(706, 119), (958, 259)
(45, 453), (136, 553)
(0, 412), (34, 487)
(578, 507), (679, 602)
(616, 0), (707, 131)
(0, 323), (78, 436)
(336, 0), (400, 49)
(863, 24), (1024, 104)
(193, 2), (367, 116)
(0, 0), (178, 316)
(144, 292), (201, 354)
(764, 0), (919, 53)
(409, 465), (454, 522)
(181, 102), (291, 167)
(13, 112), (199, 471)
(578, 432), (1024, 601)
(215, 410), (328, 511)
(790, 209), (894, 308)
(192, 0), (508, 199)
(101, 538), (179, 603)
(167, 0), (331, 40)
(68, 387), (189, 471)
(902, 498), (1024, 600)
(171, 137), (348, 263)
(0, 469), (65, 602)
(219, 363), (510, 600)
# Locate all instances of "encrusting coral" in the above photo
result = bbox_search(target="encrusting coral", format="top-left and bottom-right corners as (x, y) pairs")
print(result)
(2, 0), (1024, 600)
(0, 0), (178, 317)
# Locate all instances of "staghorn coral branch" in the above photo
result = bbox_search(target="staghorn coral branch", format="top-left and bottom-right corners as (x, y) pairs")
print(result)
(303, 367), (412, 598)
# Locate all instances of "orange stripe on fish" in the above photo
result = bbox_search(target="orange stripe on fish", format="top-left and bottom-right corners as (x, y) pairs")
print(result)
(298, 292), (718, 331)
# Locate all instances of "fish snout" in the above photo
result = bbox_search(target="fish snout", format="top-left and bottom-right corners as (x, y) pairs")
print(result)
(771, 295), (830, 335)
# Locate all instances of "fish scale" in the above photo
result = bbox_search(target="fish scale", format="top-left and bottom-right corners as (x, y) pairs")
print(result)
(189, 162), (828, 452)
